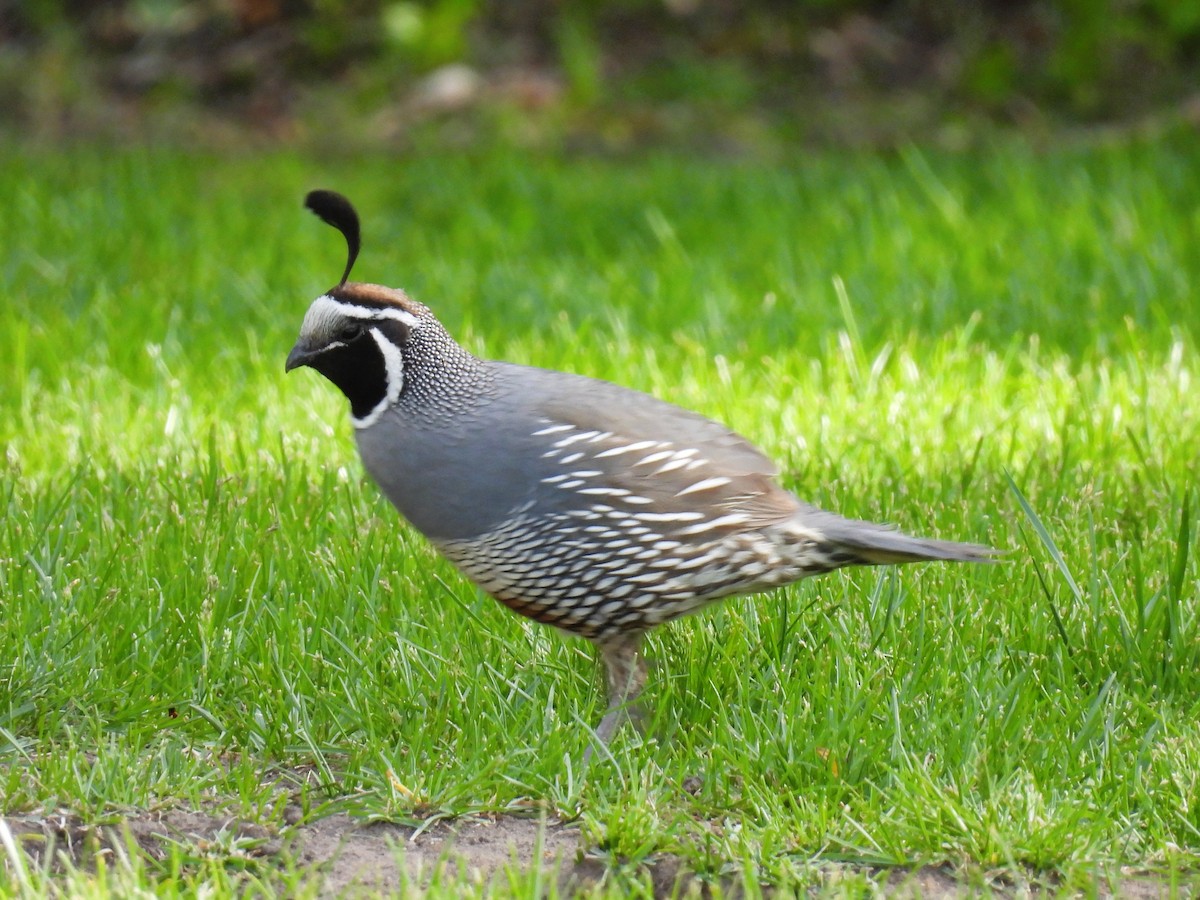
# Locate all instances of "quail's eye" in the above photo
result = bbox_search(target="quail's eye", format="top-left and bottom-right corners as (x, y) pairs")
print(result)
(338, 322), (363, 342)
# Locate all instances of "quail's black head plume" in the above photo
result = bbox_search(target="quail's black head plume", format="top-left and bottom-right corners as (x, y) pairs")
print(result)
(305, 189), (360, 286)
(287, 192), (998, 757)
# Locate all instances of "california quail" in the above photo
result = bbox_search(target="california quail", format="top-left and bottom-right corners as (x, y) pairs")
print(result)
(286, 190), (996, 747)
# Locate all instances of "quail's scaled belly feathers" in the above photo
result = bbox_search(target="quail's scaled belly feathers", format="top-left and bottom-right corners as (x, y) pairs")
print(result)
(287, 190), (996, 745)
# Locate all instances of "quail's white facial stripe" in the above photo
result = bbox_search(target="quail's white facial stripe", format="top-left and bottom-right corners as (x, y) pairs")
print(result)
(303, 293), (421, 344)
(351, 327), (405, 430)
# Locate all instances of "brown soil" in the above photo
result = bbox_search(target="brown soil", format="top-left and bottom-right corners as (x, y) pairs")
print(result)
(6, 810), (644, 895)
(0, 810), (1182, 897)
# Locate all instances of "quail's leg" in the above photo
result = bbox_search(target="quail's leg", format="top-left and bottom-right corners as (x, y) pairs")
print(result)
(592, 632), (647, 748)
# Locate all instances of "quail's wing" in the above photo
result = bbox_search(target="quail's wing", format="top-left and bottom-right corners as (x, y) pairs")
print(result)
(507, 365), (801, 531)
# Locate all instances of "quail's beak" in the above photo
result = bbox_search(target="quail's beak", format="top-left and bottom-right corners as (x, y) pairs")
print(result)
(285, 341), (316, 372)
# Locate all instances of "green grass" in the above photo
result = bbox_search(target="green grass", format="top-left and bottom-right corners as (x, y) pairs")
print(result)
(2, 137), (1199, 895)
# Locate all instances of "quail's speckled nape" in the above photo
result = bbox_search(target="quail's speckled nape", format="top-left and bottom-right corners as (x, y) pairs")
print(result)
(286, 191), (998, 751)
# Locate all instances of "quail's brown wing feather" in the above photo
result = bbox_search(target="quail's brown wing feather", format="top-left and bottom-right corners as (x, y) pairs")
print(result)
(532, 370), (779, 477)
(531, 375), (801, 536)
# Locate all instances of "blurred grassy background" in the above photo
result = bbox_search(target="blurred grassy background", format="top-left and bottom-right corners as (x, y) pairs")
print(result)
(6, 1), (1200, 150)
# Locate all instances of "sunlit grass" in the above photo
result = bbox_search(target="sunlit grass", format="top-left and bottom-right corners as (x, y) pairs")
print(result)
(1, 138), (1198, 894)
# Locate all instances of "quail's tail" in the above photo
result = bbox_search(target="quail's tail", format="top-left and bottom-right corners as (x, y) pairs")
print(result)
(800, 506), (999, 566)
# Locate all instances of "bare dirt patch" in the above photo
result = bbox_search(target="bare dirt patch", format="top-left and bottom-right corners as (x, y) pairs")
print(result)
(0, 810), (1184, 897)
(4, 809), (643, 895)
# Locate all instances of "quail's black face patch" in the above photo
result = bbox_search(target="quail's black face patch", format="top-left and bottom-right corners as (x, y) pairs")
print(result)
(304, 337), (388, 420)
